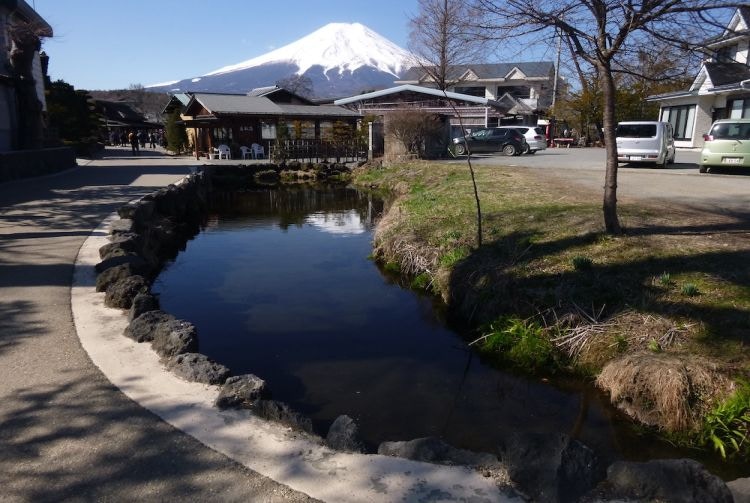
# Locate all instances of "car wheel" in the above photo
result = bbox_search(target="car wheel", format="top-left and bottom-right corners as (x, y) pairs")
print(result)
(502, 144), (517, 156)
(699, 165), (708, 173)
(521, 144), (531, 155)
(455, 143), (467, 156)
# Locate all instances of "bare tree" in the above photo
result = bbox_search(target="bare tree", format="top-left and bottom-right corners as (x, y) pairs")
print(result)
(473, 1), (743, 234)
(275, 74), (314, 99)
(386, 110), (444, 158)
(410, 0), (487, 246)
(408, 0), (484, 90)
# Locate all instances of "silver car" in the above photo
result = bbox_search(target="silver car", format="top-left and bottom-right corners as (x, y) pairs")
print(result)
(496, 126), (547, 154)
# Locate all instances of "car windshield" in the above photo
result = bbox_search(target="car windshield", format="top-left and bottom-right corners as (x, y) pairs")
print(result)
(710, 123), (750, 140)
(616, 124), (657, 138)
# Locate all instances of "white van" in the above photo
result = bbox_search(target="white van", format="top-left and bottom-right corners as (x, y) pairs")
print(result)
(615, 121), (676, 168)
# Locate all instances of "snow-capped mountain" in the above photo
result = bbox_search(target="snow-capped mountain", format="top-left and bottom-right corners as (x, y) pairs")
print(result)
(147, 23), (415, 98)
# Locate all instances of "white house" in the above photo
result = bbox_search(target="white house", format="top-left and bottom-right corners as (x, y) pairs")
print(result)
(648, 7), (750, 149)
(395, 62), (555, 126)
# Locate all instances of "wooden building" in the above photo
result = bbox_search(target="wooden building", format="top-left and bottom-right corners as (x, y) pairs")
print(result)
(178, 88), (361, 159)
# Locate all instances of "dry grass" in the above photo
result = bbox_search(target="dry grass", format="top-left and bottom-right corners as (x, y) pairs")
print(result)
(353, 160), (750, 435)
(596, 352), (732, 432)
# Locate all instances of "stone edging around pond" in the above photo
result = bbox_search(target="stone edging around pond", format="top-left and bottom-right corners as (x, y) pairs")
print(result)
(72, 167), (745, 503)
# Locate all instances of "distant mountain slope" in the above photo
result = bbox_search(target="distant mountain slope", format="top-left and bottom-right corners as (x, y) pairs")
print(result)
(146, 23), (415, 98)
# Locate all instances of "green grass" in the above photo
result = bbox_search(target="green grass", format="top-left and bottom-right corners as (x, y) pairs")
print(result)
(353, 160), (750, 371)
(479, 316), (556, 372)
(701, 383), (750, 459)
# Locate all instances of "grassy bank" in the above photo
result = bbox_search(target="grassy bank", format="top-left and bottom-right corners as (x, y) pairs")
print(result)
(354, 160), (750, 457)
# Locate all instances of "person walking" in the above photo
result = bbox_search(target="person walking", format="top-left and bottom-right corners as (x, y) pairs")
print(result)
(128, 130), (139, 156)
(149, 132), (156, 149)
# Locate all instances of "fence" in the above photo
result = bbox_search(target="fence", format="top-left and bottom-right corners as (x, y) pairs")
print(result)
(269, 139), (368, 164)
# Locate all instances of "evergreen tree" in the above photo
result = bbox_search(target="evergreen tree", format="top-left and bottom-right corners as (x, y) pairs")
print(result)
(165, 110), (187, 154)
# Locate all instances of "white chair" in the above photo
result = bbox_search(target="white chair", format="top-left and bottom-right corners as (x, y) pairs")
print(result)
(240, 146), (252, 159)
(251, 143), (265, 159)
(208, 147), (220, 159)
(217, 144), (231, 159)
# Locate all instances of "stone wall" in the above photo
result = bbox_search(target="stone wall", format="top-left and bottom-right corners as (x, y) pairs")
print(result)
(0, 147), (76, 182)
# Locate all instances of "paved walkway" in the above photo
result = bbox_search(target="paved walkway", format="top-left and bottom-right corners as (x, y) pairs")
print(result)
(0, 148), (316, 501)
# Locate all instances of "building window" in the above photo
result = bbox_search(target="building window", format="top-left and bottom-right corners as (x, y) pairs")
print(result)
(454, 86), (485, 97)
(715, 44), (738, 63)
(728, 99), (750, 119)
(261, 121), (276, 140)
(499, 85), (532, 99)
(660, 105), (695, 141)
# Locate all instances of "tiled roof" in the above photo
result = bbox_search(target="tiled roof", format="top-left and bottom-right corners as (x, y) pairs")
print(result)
(188, 93), (359, 118)
(397, 62), (554, 82)
(334, 84), (502, 107)
(705, 62), (750, 87)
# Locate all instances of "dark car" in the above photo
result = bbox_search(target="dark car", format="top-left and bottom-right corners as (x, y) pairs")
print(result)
(451, 128), (526, 156)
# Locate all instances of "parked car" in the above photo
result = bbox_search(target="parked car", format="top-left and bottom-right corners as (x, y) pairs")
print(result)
(699, 119), (750, 173)
(615, 121), (675, 168)
(451, 128), (526, 156)
(496, 125), (547, 154)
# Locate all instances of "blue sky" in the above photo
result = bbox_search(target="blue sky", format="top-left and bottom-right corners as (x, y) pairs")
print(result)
(33, 0), (419, 90)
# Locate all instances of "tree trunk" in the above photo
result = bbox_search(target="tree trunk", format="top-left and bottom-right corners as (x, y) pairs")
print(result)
(598, 61), (622, 234)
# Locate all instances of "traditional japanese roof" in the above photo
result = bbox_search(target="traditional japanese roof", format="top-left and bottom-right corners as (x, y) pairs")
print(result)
(333, 84), (503, 107)
(396, 62), (554, 84)
(184, 93), (359, 119)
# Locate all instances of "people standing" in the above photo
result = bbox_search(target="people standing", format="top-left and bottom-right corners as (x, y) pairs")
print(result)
(128, 130), (139, 156)
(149, 132), (156, 149)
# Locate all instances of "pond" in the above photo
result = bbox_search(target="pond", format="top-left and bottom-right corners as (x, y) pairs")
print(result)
(152, 184), (741, 478)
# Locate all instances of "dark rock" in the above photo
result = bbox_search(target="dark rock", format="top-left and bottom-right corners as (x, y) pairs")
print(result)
(215, 374), (269, 409)
(600, 458), (732, 503)
(96, 263), (138, 292)
(251, 400), (314, 434)
(94, 253), (150, 275)
(378, 437), (499, 467)
(99, 237), (141, 260)
(128, 292), (159, 322)
(118, 200), (155, 223)
(151, 319), (198, 358)
(110, 218), (135, 235)
(326, 415), (364, 453)
(166, 353), (230, 385)
(104, 275), (149, 309)
(728, 477), (750, 503)
(500, 432), (604, 503)
(124, 310), (175, 342)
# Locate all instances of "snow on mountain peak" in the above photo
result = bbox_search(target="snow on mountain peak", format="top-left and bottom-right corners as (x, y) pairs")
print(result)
(204, 22), (415, 78)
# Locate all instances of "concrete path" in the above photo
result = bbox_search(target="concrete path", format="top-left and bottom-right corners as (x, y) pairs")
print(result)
(0, 148), (317, 502)
(1, 147), (511, 502)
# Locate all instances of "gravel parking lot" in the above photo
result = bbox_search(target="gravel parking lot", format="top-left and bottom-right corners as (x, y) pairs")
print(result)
(446, 148), (750, 215)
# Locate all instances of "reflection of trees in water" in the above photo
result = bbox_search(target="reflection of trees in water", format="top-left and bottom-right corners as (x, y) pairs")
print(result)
(208, 186), (383, 231)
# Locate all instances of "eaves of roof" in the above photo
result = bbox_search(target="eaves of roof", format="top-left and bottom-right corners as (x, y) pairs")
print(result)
(334, 84), (502, 107)
(645, 90), (699, 102)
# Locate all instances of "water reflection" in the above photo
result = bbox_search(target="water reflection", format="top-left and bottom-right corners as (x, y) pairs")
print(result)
(153, 185), (744, 478)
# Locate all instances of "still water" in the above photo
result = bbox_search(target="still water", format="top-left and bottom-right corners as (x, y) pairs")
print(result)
(153, 185), (738, 476)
